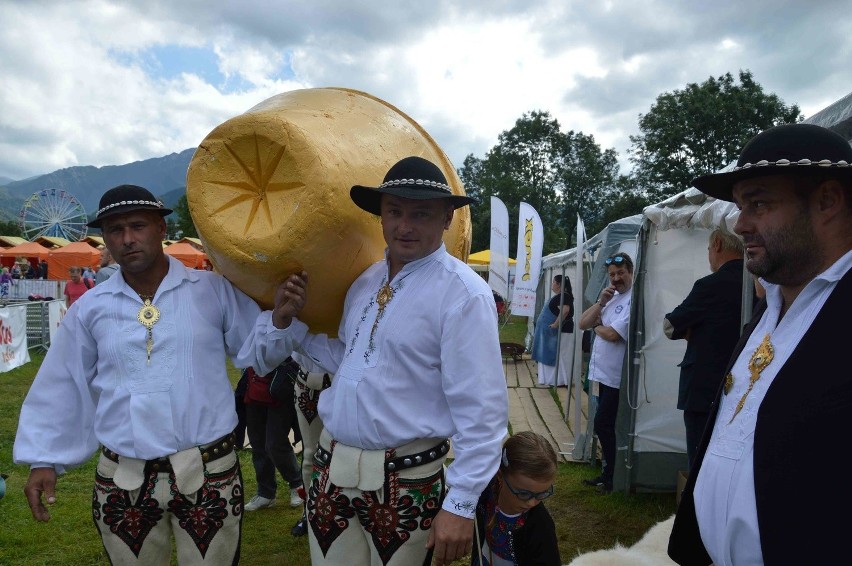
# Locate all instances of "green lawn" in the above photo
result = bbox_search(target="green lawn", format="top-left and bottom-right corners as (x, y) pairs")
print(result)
(499, 315), (530, 345)
(1, 338), (677, 565)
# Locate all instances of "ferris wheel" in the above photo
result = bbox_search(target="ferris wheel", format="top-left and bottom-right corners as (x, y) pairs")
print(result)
(18, 188), (89, 241)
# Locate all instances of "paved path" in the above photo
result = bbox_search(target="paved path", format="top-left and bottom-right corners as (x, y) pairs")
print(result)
(503, 354), (590, 464)
(283, 353), (592, 465)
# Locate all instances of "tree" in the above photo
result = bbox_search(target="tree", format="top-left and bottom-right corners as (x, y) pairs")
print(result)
(0, 219), (23, 237)
(173, 195), (198, 238)
(459, 111), (622, 257)
(628, 70), (802, 200)
(555, 132), (622, 245)
(595, 177), (652, 233)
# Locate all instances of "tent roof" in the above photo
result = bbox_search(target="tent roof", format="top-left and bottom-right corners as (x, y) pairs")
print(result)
(178, 237), (204, 250)
(48, 241), (100, 256)
(164, 242), (206, 268)
(467, 249), (516, 265)
(82, 235), (104, 248)
(642, 187), (740, 234)
(0, 236), (27, 247)
(164, 242), (204, 255)
(34, 236), (71, 248)
(0, 241), (50, 259)
(47, 241), (101, 278)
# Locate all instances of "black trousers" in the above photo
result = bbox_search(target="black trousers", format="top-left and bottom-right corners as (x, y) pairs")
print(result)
(594, 383), (620, 483)
(683, 410), (710, 472)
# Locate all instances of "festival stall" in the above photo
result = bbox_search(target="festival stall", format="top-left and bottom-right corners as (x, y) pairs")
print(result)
(47, 241), (101, 279)
(0, 241), (50, 271)
(164, 242), (207, 269)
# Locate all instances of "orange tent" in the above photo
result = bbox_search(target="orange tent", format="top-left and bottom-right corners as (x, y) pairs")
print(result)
(0, 241), (50, 271)
(48, 242), (101, 280)
(164, 242), (206, 269)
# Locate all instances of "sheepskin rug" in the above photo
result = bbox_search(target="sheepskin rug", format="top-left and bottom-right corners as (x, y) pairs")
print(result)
(565, 514), (676, 565)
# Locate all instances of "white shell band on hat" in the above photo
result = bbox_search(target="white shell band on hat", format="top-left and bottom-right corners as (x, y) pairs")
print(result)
(95, 199), (166, 217)
(734, 158), (852, 171)
(378, 178), (452, 193)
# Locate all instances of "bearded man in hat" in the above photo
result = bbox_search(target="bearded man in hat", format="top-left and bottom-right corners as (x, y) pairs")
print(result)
(14, 184), (303, 565)
(274, 156), (508, 566)
(668, 123), (852, 565)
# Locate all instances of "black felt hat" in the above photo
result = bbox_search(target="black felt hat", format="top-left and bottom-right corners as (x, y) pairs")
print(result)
(87, 184), (173, 228)
(350, 156), (475, 215)
(692, 123), (852, 202)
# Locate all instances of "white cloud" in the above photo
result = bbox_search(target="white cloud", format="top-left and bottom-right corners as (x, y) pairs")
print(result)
(0, 0), (850, 181)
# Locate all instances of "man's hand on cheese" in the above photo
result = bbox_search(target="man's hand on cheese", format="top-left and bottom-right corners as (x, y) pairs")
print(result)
(272, 271), (308, 329)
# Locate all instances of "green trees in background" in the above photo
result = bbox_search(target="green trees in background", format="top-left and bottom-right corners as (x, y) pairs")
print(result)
(628, 70), (802, 201)
(462, 70), (802, 254)
(173, 195), (198, 238)
(460, 111), (626, 256)
(0, 220), (22, 237)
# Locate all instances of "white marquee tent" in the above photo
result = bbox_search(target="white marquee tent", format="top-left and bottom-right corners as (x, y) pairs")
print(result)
(615, 191), (741, 492)
(613, 91), (852, 493)
(527, 90), (852, 493)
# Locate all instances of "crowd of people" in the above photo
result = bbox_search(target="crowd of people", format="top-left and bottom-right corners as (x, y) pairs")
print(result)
(0, 239), (211, 307)
(9, 122), (852, 565)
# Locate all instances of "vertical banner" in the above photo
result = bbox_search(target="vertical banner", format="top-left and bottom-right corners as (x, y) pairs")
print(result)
(0, 304), (31, 372)
(488, 196), (510, 300)
(509, 201), (544, 317)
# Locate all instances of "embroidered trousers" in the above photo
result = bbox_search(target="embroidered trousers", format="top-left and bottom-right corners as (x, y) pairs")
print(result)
(307, 434), (446, 566)
(294, 371), (332, 493)
(92, 450), (243, 565)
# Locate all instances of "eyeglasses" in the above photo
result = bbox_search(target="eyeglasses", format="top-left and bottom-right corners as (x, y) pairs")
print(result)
(502, 474), (554, 501)
(605, 255), (627, 265)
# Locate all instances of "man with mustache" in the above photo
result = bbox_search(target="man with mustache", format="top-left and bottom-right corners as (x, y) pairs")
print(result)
(578, 251), (634, 494)
(668, 123), (852, 565)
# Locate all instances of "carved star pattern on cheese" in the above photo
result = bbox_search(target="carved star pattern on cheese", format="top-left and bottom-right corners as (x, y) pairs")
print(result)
(208, 135), (305, 235)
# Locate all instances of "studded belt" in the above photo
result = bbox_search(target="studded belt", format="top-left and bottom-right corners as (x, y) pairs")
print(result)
(101, 433), (236, 474)
(315, 438), (450, 473)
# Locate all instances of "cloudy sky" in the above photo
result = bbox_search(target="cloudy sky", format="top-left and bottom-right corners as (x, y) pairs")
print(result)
(1, 0), (850, 182)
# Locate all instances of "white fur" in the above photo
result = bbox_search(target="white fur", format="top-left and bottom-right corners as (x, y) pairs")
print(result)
(565, 514), (676, 566)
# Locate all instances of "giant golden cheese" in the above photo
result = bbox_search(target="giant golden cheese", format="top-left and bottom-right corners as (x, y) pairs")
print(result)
(186, 88), (472, 336)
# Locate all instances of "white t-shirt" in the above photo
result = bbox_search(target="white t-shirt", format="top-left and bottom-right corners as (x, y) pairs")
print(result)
(587, 289), (631, 389)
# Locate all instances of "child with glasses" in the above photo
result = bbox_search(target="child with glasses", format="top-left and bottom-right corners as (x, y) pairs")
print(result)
(472, 431), (561, 565)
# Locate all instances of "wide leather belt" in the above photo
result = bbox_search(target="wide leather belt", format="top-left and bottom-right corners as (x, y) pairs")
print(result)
(315, 438), (450, 473)
(101, 433), (236, 474)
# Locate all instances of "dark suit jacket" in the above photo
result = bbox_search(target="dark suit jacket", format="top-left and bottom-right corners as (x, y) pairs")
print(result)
(665, 259), (744, 412)
(668, 268), (852, 565)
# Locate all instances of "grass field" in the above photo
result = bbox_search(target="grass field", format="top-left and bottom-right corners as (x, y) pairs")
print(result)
(0, 325), (677, 565)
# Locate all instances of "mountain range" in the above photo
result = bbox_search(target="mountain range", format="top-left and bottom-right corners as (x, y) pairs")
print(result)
(0, 149), (197, 225)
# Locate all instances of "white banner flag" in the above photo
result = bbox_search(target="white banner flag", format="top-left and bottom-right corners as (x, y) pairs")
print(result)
(49, 299), (66, 343)
(510, 202), (544, 317)
(0, 304), (31, 372)
(488, 196), (510, 300)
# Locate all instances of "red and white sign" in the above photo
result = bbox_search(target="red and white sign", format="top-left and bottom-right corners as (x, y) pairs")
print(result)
(0, 305), (31, 372)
